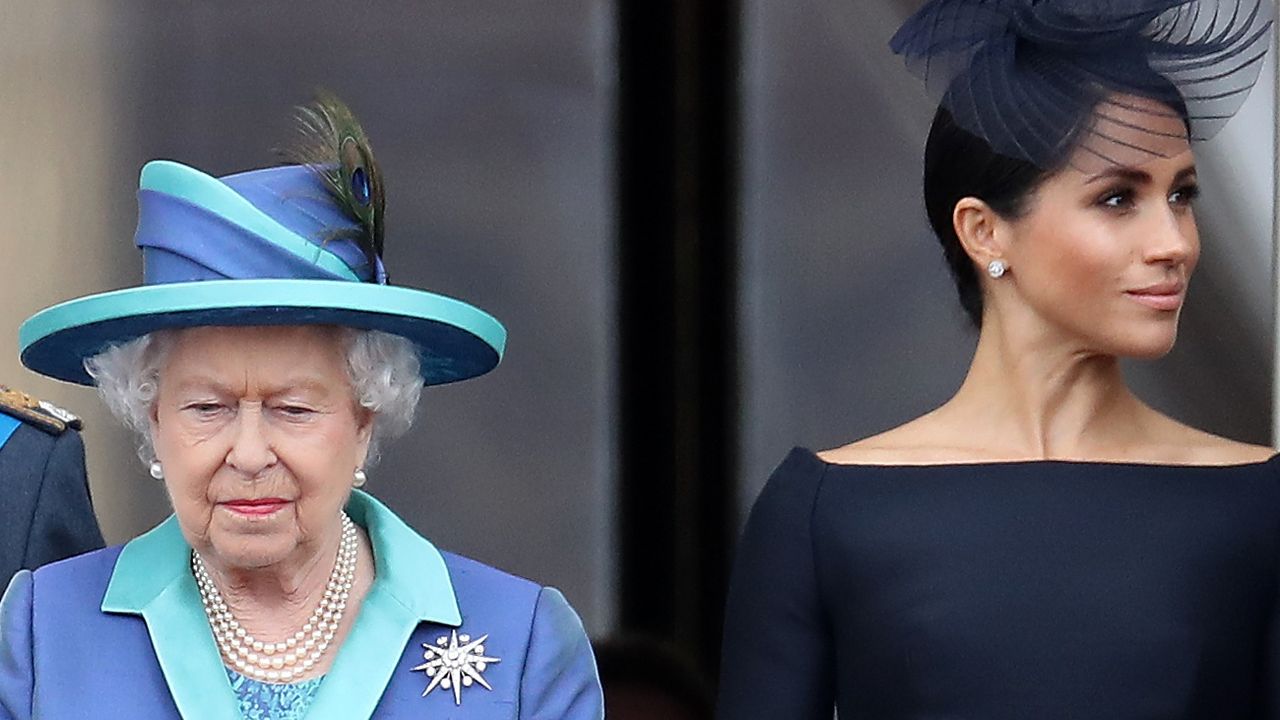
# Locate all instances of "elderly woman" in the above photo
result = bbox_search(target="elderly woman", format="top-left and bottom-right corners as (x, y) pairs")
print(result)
(0, 96), (602, 719)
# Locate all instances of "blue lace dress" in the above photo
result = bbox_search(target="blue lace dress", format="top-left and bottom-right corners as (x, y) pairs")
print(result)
(225, 669), (324, 720)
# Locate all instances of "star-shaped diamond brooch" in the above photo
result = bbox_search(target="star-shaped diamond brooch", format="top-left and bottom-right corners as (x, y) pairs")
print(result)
(411, 629), (502, 706)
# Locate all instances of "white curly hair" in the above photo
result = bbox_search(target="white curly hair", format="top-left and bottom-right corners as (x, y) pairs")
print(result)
(83, 327), (424, 468)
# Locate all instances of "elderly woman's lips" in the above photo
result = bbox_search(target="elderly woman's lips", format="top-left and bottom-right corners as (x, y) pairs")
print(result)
(222, 499), (290, 516)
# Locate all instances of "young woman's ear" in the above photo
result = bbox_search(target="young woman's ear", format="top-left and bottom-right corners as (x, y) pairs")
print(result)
(953, 197), (1011, 274)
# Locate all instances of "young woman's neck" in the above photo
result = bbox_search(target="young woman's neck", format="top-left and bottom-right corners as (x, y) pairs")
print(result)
(946, 310), (1151, 459)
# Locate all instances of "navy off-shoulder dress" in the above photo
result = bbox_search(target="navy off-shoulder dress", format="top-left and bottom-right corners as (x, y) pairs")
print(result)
(717, 448), (1280, 719)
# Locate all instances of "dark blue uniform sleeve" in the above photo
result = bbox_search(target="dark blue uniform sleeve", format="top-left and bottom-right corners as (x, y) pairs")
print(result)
(518, 587), (603, 719)
(0, 570), (34, 720)
(22, 431), (104, 569)
(717, 449), (835, 719)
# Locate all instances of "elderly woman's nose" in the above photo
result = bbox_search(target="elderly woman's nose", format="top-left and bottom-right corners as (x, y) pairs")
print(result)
(224, 408), (276, 476)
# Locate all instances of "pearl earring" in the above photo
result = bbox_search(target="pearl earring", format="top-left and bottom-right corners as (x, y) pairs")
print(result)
(987, 259), (1008, 278)
(353, 468), (367, 488)
(149, 460), (165, 480)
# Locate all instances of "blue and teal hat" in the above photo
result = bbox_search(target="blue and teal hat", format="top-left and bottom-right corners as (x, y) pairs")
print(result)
(19, 96), (506, 386)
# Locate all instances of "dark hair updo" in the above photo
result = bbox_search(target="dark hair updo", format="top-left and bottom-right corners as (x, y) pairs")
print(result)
(923, 106), (1049, 327)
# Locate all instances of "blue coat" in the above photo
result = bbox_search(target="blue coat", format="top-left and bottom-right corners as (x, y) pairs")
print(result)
(0, 491), (602, 719)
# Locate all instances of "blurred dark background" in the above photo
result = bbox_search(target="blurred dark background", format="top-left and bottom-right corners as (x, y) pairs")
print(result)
(2, 0), (1273, 697)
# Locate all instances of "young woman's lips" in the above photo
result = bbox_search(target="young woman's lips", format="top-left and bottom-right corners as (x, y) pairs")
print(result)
(222, 498), (290, 516)
(1126, 285), (1184, 311)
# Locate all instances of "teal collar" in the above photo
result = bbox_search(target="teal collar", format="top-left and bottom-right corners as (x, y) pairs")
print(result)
(102, 490), (461, 719)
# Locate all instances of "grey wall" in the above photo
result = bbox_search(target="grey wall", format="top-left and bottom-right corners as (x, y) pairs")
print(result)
(1, 1), (618, 633)
(738, 0), (1277, 510)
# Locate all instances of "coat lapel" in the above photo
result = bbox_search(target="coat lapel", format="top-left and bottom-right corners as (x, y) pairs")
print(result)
(305, 491), (462, 719)
(100, 517), (241, 719)
(101, 492), (462, 720)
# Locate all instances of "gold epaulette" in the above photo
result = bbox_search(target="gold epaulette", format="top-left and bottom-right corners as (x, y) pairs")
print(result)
(0, 386), (82, 435)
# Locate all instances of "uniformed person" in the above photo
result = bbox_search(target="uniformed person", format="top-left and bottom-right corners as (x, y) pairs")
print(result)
(0, 386), (104, 588)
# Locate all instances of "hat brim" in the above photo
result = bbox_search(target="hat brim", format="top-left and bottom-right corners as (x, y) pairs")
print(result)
(19, 279), (506, 387)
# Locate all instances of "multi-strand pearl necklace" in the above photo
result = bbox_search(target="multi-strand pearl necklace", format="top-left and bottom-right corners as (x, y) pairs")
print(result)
(192, 513), (358, 683)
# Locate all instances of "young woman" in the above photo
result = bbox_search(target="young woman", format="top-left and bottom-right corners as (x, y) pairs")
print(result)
(717, 1), (1278, 717)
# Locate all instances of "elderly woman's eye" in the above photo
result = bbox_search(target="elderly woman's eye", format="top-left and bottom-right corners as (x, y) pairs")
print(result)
(185, 402), (223, 414)
(277, 405), (315, 418)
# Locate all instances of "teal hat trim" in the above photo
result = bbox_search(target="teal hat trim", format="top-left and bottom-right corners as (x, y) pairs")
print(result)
(20, 279), (507, 386)
(141, 161), (360, 281)
(22, 105), (503, 388)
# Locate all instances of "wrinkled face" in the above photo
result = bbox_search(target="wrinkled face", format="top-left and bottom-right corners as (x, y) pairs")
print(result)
(151, 325), (372, 572)
(997, 95), (1200, 358)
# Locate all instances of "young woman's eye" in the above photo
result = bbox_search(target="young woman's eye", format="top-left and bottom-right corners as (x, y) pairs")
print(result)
(1097, 188), (1134, 210)
(1169, 183), (1201, 207)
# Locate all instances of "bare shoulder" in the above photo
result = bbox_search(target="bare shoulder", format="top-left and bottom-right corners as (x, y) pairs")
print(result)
(1154, 418), (1275, 465)
(817, 413), (984, 466)
(817, 410), (1276, 467)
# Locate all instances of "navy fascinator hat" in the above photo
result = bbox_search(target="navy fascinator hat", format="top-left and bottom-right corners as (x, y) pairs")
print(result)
(19, 93), (506, 386)
(890, 0), (1275, 168)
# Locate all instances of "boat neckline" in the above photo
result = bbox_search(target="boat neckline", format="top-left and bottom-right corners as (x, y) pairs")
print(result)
(799, 446), (1280, 471)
